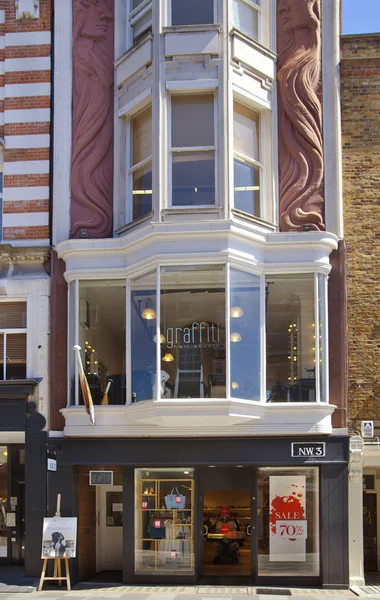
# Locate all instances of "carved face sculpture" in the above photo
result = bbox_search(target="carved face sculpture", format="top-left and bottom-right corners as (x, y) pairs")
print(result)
(80, 0), (113, 40)
(278, 0), (319, 32)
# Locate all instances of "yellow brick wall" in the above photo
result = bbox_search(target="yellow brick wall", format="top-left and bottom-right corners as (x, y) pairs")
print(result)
(341, 34), (380, 423)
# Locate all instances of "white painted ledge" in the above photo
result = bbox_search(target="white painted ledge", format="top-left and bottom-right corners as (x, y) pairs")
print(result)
(61, 400), (335, 438)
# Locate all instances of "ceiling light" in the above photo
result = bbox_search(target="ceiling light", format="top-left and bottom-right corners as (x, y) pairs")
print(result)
(142, 308), (156, 320)
(230, 332), (241, 343)
(236, 465), (243, 468)
(184, 470), (189, 474)
(153, 334), (166, 343)
(3, 451), (7, 457)
(162, 353), (174, 362)
(230, 306), (243, 318)
(208, 465), (215, 468)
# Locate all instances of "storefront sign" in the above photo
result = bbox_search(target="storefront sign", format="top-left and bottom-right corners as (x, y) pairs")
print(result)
(291, 442), (325, 458)
(269, 475), (307, 562)
(166, 321), (221, 349)
(89, 471), (113, 485)
(47, 458), (57, 472)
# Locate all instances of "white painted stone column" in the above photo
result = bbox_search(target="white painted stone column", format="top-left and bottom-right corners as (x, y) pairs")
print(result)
(349, 469), (365, 587)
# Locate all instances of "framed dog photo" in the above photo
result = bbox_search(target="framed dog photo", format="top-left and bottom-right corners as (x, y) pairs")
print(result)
(41, 517), (77, 559)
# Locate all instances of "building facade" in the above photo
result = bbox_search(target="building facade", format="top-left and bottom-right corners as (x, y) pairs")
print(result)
(20, 0), (349, 587)
(341, 33), (380, 584)
(0, 0), (51, 568)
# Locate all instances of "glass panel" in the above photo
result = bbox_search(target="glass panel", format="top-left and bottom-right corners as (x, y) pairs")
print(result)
(5, 333), (27, 379)
(318, 274), (326, 402)
(233, 0), (259, 40)
(266, 275), (316, 402)
(131, 271), (156, 402)
(135, 467), (194, 575)
(160, 266), (225, 399)
(230, 269), (260, 400)
(132, 0), (145, 9)
(77, 281), (126, 405)
(0, 446), (8, 558)
(234, 159), (260, 216)
(172, 152), (215, 206)
(132, 106), (152, 166)
(234, 103), (259, 160)
(172, 0), (214, 25)
(68, 282), (76, 405)
(133, 162), (152, 220)
(0, 302), (26, 328)
(257, 467), (319, 576)
(172, 95), (214, 148)
(106, 491), (123, 527)
(133, 9), (151, 40)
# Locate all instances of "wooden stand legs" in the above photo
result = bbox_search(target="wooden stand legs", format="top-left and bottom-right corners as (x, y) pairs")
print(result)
(38, 557), (71, 591)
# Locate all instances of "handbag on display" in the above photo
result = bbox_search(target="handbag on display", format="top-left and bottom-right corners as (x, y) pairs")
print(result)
(165, 487), (186, 509)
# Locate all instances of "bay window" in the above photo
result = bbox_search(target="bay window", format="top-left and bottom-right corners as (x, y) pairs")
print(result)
(171, 0), (214, 26)
(233, 102), (261, 217)
(233, 0), (260, 41)
(171, 94), (215, 207)
(130, 105), (152, 221)
(128, 0), (152, 46)
(68, 269), (328, 406)
(0, 302), (27, 380)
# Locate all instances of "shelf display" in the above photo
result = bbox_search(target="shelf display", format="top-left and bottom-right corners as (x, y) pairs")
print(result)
(135, 468), (194, 575)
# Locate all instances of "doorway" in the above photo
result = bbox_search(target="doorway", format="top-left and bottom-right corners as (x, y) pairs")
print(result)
(363, 492), (377, 571)
(203, 489), (251, 577)
(96, 485), (123, 572)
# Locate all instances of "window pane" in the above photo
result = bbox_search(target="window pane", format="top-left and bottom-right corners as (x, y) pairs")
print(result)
(77, 281), (126, 405)
(172, 0), (213, 25)
(318, 274), (327, 402)
(257, 467), (319, 576)
(172, 152), (215, 206)
(233, 0), (259, 40)
(172, 95), (214, 148)
(234, 159), (260, 216)
(230, 269), (260, 400)
(132, 106), (152, 165)
(131, 0), (145, 10)
(0, 446), (8, 558)
(135, 467), (195, 575)
(133, 162), (152, 220)
(133, 9), (151, 40)
(266, 275), (316, 402)
(0, 302), (26, 328)
(160, 266), (225, 399)
(234, 103), (259, 160)
(5, 333), (26, 379)
(131, 271), (156, 402)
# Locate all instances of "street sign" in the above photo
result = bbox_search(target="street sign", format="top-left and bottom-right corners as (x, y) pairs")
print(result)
(47, 458), (57, 472)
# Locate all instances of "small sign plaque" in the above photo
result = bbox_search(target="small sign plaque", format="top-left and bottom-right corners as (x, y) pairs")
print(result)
(291, 442), (325, 458)
(6, 513), (16, 527)
(89, 471), (113, 486)
(47, 458), (57, 472)
(361, 421), (374, 438)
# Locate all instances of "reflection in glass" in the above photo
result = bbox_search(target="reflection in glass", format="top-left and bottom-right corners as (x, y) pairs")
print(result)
(266, 275), (316, 402)
(77, 281), (126, 406)
(257, 467), (319, 576)
(0, 302), (27, 380)
(133, 162), (152, 220)
(131, 271), (156, 402)
(135, 467), (194, 575)
(234, 159), (260, 216)
(172, 0), (213, 25)
(0, 446), (8, 558)
(172, 153), (215, 206)
(160, 266), (225, 399)
(230, 269), (261, 400)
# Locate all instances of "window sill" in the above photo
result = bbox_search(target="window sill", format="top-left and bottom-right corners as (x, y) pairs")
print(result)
(231, 209), (277, 232)
(115, 212), (153, 237)
(163, 24), (222, 35)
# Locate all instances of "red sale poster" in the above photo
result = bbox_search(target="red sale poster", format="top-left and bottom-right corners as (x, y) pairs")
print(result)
(269, 475), (307, 562)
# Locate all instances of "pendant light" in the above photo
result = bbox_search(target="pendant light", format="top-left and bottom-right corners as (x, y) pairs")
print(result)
(162, 353), (174, 362)
(230, 332), (242, 343)
(230, 306), (243, 318)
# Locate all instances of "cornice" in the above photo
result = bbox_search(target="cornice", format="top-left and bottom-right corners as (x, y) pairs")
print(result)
(0, 244), (50, 266)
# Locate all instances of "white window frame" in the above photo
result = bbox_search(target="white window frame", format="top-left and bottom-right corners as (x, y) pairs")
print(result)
(0, 299), (27, 381)
(168, 90), (218, 209)
(127, 0), (152, 48)
(232, 99), (264, 219)
(232, 0), (262, 43)
(169, 0), (217, 26)
(129, 105), (153, 223)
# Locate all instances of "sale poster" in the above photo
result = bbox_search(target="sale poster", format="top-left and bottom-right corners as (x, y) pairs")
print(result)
(269, 475), (307, 562)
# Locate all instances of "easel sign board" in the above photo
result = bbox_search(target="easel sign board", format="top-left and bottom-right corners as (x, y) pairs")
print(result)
(41, 517), (77, 559)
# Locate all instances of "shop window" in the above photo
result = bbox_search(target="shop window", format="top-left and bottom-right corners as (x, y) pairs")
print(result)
(171, 0), (214, 26)
(0, 302), (27, 380)
(265, 275), (317, 402)
(128, 0), (152, 46)
(0, 446), (7, 558)
(131, 271), (156, 402)
(130, 105), (152, 221)
(171, 94), (215, 207)
(135, 467), (194, 575)
(233, 102), (261, 217)
(233, 0), (260, 41)
(160, 266), (225, 399)
(257, 467), (319, 576)
(71, 281), (126, 406)
(230, 268), (261, 400)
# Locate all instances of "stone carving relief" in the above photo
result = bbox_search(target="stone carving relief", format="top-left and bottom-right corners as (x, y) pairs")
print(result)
(71, 0), (114, 239)
(277, 0), (325, 231)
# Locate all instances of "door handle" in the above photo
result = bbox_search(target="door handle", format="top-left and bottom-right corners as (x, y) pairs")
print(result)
(247, 525), (251, 536)
(204, 525), (208, 536)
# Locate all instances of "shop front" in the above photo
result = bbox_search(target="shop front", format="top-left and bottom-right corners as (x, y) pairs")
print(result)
(46, 435), (348, 588)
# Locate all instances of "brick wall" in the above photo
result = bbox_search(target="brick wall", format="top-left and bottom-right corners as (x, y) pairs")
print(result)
(1, 0), (51, 242)
(341, 34), (380, 423)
